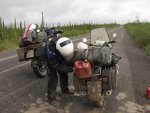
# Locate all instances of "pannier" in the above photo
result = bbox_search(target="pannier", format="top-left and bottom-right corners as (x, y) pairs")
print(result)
(17, 42), (44, 61)
(17, 46), (34, 61)
(17, 24), (47, 61)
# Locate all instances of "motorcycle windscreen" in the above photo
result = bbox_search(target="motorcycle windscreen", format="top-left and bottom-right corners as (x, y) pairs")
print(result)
(90, 28), (112, 47)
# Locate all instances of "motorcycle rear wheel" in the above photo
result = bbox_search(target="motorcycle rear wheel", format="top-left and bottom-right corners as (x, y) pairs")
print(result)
(97, 96), (105, 109)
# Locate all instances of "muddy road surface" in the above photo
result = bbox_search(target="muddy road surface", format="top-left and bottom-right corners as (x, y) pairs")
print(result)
(0, 26), (150, 113)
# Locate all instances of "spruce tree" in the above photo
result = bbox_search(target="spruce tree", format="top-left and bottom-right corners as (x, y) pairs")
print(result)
(0, 17), (2, 28)
(14, 18), (17, 29)
(23, 20), (26, 29)
(2, 20), (5, 28)
(40, 12), (45, 30)
(0, 17), (2, 41)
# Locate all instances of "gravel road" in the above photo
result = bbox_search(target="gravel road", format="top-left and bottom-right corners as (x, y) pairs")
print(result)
(0, 26), (150, 113)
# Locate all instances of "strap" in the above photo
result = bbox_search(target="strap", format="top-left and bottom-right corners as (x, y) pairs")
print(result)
(84, 49), (91, 61)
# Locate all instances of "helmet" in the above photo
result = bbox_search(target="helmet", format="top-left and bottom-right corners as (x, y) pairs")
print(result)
(28, 24), (38, 31)
(56, 37), (74, 60)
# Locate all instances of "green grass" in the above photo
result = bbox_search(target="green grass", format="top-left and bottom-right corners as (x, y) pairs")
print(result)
(0, 40), (18, 51)
(125, 22), (150, 56)
(0, 23), (119, 51)
(0, 24), (22, 51)
(61, 23), (119, 38)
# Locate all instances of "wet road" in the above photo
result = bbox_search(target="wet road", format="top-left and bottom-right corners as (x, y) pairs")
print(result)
(0, 26), (150, 113)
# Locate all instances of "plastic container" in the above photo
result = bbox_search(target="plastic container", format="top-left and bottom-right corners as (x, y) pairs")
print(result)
(74, 61), (92, 79)
(146, 85), (150, 99)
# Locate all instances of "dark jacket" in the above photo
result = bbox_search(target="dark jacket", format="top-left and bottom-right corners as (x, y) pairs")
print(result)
(42, 37), (71, 73)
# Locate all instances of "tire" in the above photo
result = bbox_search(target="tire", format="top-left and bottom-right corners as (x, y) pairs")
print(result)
(31, 59), (47, 78)
(97, 96), (105, 109)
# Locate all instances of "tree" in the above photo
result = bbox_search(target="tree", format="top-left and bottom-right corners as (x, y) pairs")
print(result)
(40, 12), (45, 30)
(14, 18), (17, 29)
(2, 20), (5, 28)
(0, 17), (2, 41)
(20, 21), (23, 36)
(136, 16), (140, 23)
(23, 20), (26, 29)
(0, 17), (2, 28)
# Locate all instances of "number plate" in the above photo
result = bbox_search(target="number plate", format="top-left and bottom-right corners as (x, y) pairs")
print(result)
(26, 50), (34, 58)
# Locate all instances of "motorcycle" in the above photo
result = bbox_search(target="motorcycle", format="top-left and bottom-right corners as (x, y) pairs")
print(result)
(17, 24), (63, 78)
(72, 30), (121, 107)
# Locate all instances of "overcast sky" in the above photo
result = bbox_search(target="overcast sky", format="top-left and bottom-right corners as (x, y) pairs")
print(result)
(0, 0), (150, 26)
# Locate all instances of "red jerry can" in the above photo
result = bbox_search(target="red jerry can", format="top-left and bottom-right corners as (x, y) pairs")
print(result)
(146, 85), (150, 99)
(74, 61), (92, 79)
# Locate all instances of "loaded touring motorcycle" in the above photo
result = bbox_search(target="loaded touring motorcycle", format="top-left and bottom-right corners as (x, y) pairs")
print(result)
(17, 24), (63, 78)
(17, 26), (121, 108)
(72, 28), (121, 107)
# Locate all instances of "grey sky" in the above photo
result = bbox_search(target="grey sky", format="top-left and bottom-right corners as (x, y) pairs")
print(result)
(0, 0), (150, 25)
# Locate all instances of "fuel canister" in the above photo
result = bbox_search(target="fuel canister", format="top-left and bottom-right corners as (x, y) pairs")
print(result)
(74, 61), (92, 79)
(146, 85), (150, 99)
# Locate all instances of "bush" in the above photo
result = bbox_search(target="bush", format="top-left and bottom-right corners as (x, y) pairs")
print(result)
(0, 23), (119, 51)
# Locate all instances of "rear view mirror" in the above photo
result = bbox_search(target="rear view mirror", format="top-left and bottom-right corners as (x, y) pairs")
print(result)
(37, 29), (40, 33)
(112, 33), (117, 38)
(82, 38), (87, 43)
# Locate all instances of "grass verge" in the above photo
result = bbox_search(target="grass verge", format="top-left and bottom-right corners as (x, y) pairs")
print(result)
(125, 22), (150, 56)
(0, 23), (119, 51)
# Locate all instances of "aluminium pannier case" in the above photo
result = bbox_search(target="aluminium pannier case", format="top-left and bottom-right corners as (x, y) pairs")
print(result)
(17, 42), (44, 61)
(16, 47), (34, 61)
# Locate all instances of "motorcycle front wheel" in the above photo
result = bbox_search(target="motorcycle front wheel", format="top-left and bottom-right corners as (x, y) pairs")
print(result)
(31, 59), (47, 78)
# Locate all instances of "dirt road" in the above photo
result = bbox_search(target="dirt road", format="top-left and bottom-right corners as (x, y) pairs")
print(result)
(0, 26), (150, 113)
(104, 26), (150, 113)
